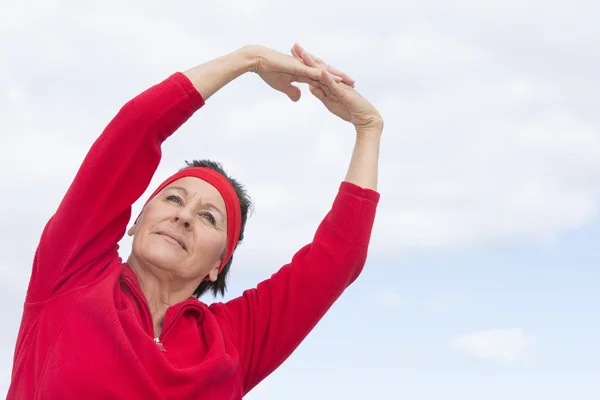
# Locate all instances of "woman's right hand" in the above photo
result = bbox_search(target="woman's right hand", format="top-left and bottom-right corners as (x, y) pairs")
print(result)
(243, 44), (350, 102)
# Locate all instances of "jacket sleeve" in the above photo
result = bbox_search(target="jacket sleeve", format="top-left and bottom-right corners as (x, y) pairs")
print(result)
(216, 182), (379, 394)
(26, 73), (204, 303)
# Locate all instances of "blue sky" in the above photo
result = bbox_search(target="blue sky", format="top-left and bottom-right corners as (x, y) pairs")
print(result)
(1, 0), (599, 398)
(236, 223), (600, 398)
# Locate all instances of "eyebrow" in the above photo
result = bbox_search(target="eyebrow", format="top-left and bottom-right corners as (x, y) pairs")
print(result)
(167, 186), (225, 221)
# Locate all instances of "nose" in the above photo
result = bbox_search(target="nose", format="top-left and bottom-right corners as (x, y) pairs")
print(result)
(173, 206), (193, 230)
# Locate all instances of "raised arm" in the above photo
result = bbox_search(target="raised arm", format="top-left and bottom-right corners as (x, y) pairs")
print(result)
(215, 46), (384, 394)
(27, 72), (204, 302)
(28, 45), (327, 303)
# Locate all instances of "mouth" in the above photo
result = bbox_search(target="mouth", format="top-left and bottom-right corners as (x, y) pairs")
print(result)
(156, 232), (187, 251)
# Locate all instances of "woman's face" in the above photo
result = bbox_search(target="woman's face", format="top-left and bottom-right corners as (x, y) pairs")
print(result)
(128, 176), (228, 283)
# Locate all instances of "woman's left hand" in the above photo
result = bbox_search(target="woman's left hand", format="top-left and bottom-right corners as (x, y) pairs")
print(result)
(246, 44), (350, 102)
(292, 45), (383, 133)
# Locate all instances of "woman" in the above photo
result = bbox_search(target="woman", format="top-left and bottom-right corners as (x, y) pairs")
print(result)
(8, 43), (383, 399)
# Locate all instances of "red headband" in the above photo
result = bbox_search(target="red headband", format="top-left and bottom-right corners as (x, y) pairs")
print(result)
(136, 167), (242, 276)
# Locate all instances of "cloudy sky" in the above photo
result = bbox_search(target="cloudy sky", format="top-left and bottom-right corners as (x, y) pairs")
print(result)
(1, 0), (599, 398)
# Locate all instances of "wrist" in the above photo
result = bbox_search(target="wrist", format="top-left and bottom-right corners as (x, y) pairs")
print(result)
(355, 125), (383, 141)
(355, 117), (384, 138)
(182, 47), (257, 101)
(236, 45), (265, 74)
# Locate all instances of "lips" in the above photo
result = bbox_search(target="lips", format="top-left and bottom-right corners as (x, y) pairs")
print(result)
(156, 231), (187, 251)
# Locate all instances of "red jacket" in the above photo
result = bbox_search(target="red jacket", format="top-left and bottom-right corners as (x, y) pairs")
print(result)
(8, 73), (379, 399)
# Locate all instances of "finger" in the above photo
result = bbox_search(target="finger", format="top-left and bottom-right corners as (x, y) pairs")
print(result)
(293, 43), (312, 61)
(292, 75), (321, 88)
(292, 63), (322, 82)
(318, 69), (336, 92)
(320, 70), (349, 101)
(309, 85), (326, 102)
(290, 45), (301, 60)
(319, 82), (335, 99)
(298, 45), (354, 86)
(300, 49), (353, 85)
(295, 43), (326, 65)
(300, 51), (321, 69)
(302, 52), (343, 84)
(283, 84), (302, 102)
(325, 65), (355, 87)
(320, 68), (337, 86)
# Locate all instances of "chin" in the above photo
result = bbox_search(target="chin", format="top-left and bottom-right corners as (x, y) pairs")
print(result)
(150, 248), (186, 268)
(133, 240), (186, 271)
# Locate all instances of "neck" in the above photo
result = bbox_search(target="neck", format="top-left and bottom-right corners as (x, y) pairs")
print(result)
(127, 256), (198, 337)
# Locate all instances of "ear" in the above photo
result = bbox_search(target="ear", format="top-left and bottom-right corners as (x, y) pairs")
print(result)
(127, 223), (137, 237)
(127, 212), (146, 236)
(207, 264), (220, 282)
(128, 206), (147, 237)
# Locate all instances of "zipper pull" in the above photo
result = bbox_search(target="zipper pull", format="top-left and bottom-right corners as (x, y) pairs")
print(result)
(154, 337), (167, 352)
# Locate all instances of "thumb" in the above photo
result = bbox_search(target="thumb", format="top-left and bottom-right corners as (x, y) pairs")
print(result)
(290, 45), (301, 60)
(283, 84), (301, 102)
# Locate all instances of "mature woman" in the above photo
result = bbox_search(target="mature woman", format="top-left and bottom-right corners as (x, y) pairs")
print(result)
(8, 43), (383, 399)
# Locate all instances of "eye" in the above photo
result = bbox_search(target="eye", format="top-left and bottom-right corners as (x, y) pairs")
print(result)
(166, 194), (183, 205)
(198, 211), (216, 225)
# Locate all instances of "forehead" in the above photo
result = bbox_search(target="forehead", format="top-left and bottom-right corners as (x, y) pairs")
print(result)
(165, 176), (226, 207)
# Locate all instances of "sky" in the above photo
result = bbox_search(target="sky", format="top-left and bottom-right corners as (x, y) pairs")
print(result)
(1, 0), (599, 398)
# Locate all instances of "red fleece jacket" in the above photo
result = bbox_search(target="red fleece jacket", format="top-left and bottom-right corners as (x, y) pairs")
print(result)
(7, 73), (380, 399)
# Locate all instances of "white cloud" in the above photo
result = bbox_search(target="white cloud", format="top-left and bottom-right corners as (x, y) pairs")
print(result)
(3, 0), (600, 270)
(1, 0), (599, 289)
(370, 85), (600, 253)
(452, 328), (535, 363)
(2, 0), (599, 397)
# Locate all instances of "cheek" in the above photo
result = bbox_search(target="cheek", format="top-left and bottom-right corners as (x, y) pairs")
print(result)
(192, 232), (227, 261)
(131, 217), (170, 258)
(139, 206), (167, 227)
(134, 208), (170, 243)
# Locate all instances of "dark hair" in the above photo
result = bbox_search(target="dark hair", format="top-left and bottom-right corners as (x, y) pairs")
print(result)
(181, 159), (253, 298)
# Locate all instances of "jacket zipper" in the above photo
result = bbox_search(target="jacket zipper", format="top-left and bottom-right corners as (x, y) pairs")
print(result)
(158, 303), (200, 347)
(123, 275), (201, 352)
(153, 336), (166, 352)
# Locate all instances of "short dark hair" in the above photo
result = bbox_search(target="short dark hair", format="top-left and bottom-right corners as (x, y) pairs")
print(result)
(181, 159), (253, 298)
